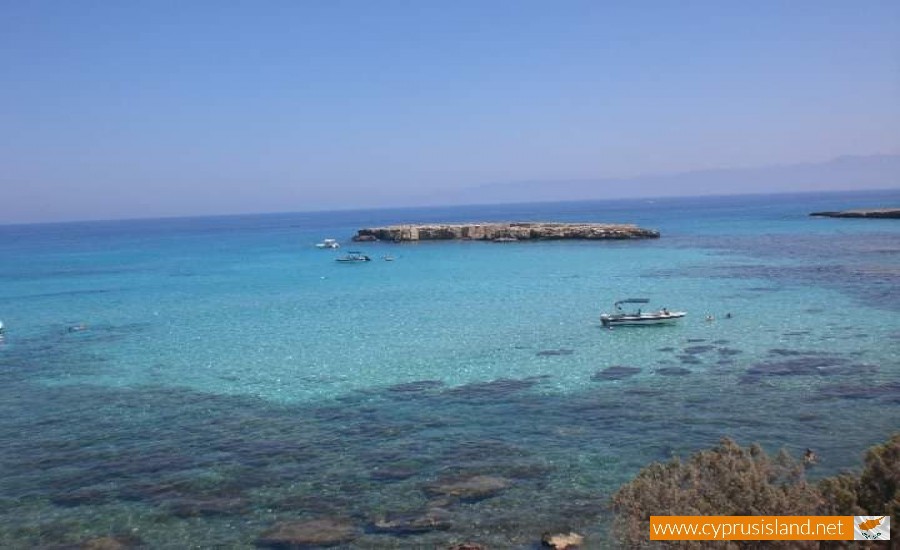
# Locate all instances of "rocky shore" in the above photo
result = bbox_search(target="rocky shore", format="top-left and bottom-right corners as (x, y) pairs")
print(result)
(353, 222), (659, 242)
(810, 208), (900, 219)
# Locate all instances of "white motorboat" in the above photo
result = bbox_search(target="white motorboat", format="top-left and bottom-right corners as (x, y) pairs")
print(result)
(336, 251), (371, 263)
(316, 239), (340, 249)
(601, 298), (685, 327)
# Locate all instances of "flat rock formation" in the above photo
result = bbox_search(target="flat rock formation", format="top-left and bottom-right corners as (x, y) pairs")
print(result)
(353, 222), (659, 242)
(810, 208), (900, 219)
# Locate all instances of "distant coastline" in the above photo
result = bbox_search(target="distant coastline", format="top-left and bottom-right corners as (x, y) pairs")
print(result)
(352, 222), (660, 242)
(810, 208), (900, 219)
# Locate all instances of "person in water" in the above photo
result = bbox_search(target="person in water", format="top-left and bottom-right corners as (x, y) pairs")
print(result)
(804, 448), (818, 465)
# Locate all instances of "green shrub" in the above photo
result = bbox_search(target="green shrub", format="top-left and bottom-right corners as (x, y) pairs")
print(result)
(856, 433), (899, 541)
(612, 438), (820, 548)
(612, 434), (900, 548)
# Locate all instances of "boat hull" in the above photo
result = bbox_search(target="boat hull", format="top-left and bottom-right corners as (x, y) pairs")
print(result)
(601, 312), (685, 326)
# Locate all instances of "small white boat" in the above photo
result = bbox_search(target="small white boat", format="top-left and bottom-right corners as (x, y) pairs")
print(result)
(0, 320), (4, 335)
(601, 298), (685, 327)
(316, 239), (340, 249)
(336, 251), (371, 263)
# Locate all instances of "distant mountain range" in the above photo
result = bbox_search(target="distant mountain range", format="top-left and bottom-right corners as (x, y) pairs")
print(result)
(429, 154), (900, 205)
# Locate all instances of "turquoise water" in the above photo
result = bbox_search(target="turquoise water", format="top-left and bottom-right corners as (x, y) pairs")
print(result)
(1, 191), (898, 547)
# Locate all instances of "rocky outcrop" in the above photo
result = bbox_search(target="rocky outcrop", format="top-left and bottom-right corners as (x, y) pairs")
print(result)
(353, 222), (659, 242)
(810, 208), (900, 219)
(541, 532), (585, 549)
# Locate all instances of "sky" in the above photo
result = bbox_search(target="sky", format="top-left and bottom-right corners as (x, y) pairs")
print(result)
(1, 0), (898, 223)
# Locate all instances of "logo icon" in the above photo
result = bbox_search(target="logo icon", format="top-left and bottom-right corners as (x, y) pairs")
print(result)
(854, 516), (890, 540)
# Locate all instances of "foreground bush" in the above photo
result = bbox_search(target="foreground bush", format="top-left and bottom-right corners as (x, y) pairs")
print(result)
(820, 433), (900, 542)
(612, 434), (899, 548)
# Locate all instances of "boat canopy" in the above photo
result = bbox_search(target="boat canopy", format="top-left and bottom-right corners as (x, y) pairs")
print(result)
(614, 298), (650, 307)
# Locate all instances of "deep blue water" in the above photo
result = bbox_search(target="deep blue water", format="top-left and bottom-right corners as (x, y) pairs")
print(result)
(0, 190), (898, 548)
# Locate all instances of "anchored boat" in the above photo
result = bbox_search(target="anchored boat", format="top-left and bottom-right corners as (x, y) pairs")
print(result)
(336, 251), (371, 263)
(601, 298), (685, 327)
(316, 238), (340, 249)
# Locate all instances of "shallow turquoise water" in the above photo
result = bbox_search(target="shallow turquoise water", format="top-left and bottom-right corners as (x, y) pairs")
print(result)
(0, 191), (898, 548)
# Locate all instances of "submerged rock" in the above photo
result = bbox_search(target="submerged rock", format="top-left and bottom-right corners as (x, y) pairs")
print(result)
(167, 496), (248, 518)
(817, 381), (900, 400)
(745, 356), (870, 378)
(80, 535), (143, 550)
(369, 465), (420, 481)
(536, 349), (574, 357)
(424, 475), (511, 502)
(370, 508), (453, 535)
(768, 348), (830, 356)
(256, 518), (360, 548)
(386, 380), (445, 393)
(51, 487), (116, 507)
(591, 366), (641, 381)
(683, 345), (715, 354)
(444, 378), (538, 398)
(656, 367), (691, 376)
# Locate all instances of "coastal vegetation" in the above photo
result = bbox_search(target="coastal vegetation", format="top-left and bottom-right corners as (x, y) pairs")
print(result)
(612, 434), (900, 548)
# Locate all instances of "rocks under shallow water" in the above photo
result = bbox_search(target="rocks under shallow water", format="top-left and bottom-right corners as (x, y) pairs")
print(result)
(685, 338), (706, 343)
(424, 475), (511, 502)
(79, 535), (144, 550)
(386, 380), (445, 393)
(370, 508), (454, 535)
(717, 347), (742, 356)
(683, 345), (715, 354)
(657, 347), (675, 352)
(536, 349), (574, 357)
(444, 378), (538, 398)
(625, 387), (666, 397)
(656, 367), (691, 376)
(817, 381), (900, 400)
(591, 366), (641, 381)
(167, 496), (248, 518)
(51, 487), (116, 507)
(369, 465), (420, 481)
(745, 356), (874, 378)
(768, 348), (830, 356)
(256, 518), (360, 548)
(677, 355), (702, 365)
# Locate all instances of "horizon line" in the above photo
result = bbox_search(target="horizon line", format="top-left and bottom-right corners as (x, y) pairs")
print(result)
(3, 187), (899, 228)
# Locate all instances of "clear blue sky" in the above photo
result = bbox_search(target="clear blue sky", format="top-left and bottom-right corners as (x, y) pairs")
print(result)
(2, 1), (898, 222)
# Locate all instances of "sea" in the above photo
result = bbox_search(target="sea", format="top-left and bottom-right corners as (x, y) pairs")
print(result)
(0, 190), (898, 548)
